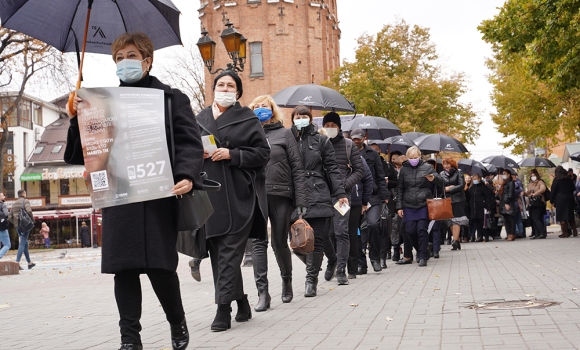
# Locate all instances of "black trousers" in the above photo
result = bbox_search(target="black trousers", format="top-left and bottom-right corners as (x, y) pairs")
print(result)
(114, 269), (184, 344)
(347, 205), (362, 275)
(365, 204), (381, 261)
(472, 218), (485, 239)
(530, 206), (547, 237)
(308, 217), (326, 253)
(208, 211), (255, 304)
(380, 214), (392, 258)
(405, 219), (429, 260)
(503, 214), (516, 235)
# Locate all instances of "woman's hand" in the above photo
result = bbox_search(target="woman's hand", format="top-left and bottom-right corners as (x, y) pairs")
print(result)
(338, 197), (349, 207)
(397, 209), (404, 218)
(66, 95), (81, 119)
(203, 150), (210, 159)
(505, 204), (511, 211)
(211, 148), (231, 162)
(172, 179), (193, 195)
(445, 186), (452, 192)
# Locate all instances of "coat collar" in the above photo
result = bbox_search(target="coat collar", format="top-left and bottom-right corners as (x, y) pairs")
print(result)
(197, 102), (257, 145)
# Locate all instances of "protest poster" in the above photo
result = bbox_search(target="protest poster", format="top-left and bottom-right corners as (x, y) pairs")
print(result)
(76, 87), (174, 209)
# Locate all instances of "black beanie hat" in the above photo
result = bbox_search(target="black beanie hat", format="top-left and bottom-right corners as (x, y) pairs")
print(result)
(213, 70), (243, 99)
(322, 112), (341, 129)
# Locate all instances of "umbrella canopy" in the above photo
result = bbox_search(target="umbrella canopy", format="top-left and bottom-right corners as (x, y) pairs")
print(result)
(518, 157), (556, 168)
(0, 0), (182, 55)
(458, 159), (490, 177)
(413, 134), (469, 154)
(384, 135), (416, 154)
(480, 155), (520, 169)
(484, 163), (498, 175)
(571, 152), (580, 162)
(402, 132), (427, 141)
(272, 84), (355, 112)
(341, 116), (401, 140)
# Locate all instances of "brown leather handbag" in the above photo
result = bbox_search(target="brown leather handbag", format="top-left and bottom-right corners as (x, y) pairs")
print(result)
(289, 215), (314, 255)
(426, 188), (454, 221)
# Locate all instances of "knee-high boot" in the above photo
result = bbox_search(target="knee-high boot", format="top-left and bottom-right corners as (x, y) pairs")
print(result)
(242, 239), (253, 267)
(275, 246), (293, 303)
(294, 251), (307, 265)
(304, 252), (324, 297)
(251, 239), (270, 312)
(569, 220), (578, 237)
(559, 221), (570, 238)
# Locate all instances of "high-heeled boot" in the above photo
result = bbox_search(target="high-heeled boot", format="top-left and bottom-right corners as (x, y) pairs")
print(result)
(276, 246), (293, 303)
(251, 239), (270, 312)
(570, 220), (578, 237)
(170, 318), (189, 350)
(235, 294), (252, 322)
(559, 222), (570, 238)
(210, 303), (232, 332)
(304, 252), (324, 297)
(294, 252), (307, 265)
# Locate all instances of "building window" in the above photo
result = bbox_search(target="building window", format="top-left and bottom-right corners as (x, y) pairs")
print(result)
(34, 146), (44, 154)
(33, 103), (42, 125)
(1, 97), (17, 127)
(41, 180), (51, 203)
(51, 145), (63, 153)
(250, 42), (264, 77)
(23, 132), (28, 160)
(60, 179), (70, 195)
(18, 99), (32, 129)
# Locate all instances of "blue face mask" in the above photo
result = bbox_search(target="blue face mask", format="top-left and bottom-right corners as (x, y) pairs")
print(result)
(254, 107), (273, 123)
(116, 59), (146, 83)
(294, 118), (310, 130)
(473, 180), (480, 185)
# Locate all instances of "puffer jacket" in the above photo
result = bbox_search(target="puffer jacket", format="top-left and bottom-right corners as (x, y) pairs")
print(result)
(351, 156), (374, 207)
(8, 197), (34, 230)
(440, 168), (466, 203)
(329, 134), (365, 191)
(396, 160), (444, 210)
(292, 123), (346, 218)
(263, 121), (308, 207)
(359, 143), (390, 205)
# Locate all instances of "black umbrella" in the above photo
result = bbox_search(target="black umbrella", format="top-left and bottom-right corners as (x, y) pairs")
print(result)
(342, 116), (401, 140)
(484, 163), (498, 175)
(272, 84), (355, 112)
(413, 134), (469, 154)
(518, 157), (556, 168)
(571, 152), (580, 162)
(368, 135), (415, 154)
(402, 132), (427, 141)
(480, 155), (520, 169)
(458, 159), (490, 176)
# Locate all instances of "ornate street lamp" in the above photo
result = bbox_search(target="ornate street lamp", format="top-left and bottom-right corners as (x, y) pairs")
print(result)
(197, 20), (247, 74)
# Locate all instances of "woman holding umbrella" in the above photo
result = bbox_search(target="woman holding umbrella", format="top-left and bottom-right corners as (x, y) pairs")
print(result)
(66, 32), (202, 350)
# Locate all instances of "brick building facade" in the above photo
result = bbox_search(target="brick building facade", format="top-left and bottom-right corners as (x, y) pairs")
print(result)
(198, 0), (340, 108)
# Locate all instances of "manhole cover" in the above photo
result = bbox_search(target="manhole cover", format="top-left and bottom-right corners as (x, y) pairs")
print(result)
(467, 300), (560, 310)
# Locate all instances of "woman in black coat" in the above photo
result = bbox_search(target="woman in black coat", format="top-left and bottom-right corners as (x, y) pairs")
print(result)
(441, 158), (468, 250)
(499, 168), (516, 241)
(65, 33), (202, 350)
(551, 165), (577, 237)
(291, 105), (347, 297)
(196, 71), (270, 332)
(467, 174), (496, 242)
(247, 95), (308, 310)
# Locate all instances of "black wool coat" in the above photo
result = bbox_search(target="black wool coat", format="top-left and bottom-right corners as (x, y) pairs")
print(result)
(291, 123), (346, 218)
(466, 183), (495, 219)
(263, 121), (308, 207)
(359, 144), (390, 205)
(196, 103), (270, 240)
(551, 177), (576, 221)
(64, 75), (204, 274)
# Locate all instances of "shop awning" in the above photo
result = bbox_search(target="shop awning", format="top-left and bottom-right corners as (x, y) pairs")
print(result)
(21, 164), (85, 181)
(33, 209), (94, 220)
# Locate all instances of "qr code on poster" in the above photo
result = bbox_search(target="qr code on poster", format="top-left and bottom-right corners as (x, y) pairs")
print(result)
(90, 170), (109, 191)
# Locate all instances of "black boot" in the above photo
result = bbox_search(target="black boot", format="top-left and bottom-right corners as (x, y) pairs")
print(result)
(210, 303), (231, 332)
(305, 252), (323, 297)
(242, 239), (253, 267)
(170, 319), (189, 350)
(392, 247), (400, 261)
(119, 344), (143, 350)
(281, 277), (293, 303)
(189, 258), (201, 282)
(380, 258), (387, 269)
(336, 267), (349, 285)
(294, 252), (307, 265)
(276, 247), (293, 303)
(324, 259), (337, 281)
(235, 294), (252, 322)
(254, 291), (271, 312)
(251, 239), (269, 311)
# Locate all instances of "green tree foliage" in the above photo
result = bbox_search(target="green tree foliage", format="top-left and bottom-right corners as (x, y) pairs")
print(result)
(325, 19), (480, 144)
(479, 0), (580, 93)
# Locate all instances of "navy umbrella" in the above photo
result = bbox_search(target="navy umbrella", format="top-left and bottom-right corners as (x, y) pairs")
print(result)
(413, 134), (469, 154)
(458, 159), (490, 177)
(341, 116), (401, 140)
(272, 84), (355, 112)
(518, 157), (556, 168)
(480, 155), (520, 170)
(402, 132), (427, 141)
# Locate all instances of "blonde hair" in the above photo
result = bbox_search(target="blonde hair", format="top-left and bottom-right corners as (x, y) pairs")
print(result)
(406, 146), (421, 159)
(394, 155), (407, 167)
(248, 95), (285, 124)
(111, 32), (154, 71)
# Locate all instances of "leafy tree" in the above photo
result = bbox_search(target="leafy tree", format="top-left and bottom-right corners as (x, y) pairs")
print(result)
(325, 19), (480, 144)
(479, 0), (580, 93)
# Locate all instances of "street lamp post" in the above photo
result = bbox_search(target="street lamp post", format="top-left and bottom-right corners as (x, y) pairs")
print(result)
(197, 20), (247, 74)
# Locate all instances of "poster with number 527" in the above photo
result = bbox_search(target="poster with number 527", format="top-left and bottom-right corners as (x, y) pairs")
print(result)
(76, 87), (175, 209)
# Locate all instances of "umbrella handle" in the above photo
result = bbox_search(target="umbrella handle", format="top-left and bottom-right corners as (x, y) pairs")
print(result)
(67, 1), (93, 116)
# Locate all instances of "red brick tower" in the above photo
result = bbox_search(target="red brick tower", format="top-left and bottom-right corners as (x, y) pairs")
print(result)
(198, 0), (340, 108)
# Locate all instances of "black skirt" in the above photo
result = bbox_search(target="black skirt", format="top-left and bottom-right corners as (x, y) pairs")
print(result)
(452, 202), (467, 218)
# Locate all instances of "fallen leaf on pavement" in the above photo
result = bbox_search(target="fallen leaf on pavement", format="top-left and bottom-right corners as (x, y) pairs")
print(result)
(572, 288), (578, 291)
(65, 316), (73, 318)
(455, 293), (461, 295)
(350, 303), (358, 307)
(386, 317), (393, 321)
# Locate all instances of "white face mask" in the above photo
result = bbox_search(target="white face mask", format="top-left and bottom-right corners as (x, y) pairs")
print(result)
(502, 175), (508, 180)
(214, 91), (237, 107)
(294, 118), (310, 130)
(323, 127), (338, 138)
(531, 176), (537, 181)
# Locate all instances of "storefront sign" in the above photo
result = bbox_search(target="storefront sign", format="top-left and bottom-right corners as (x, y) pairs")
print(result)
(4, 197), (45, 209)
(41, 167), (85, 180)
(59, 196), (92, 206)
(20, 173), (42, 181)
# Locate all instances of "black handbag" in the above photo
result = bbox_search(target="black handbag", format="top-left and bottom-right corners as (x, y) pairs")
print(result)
(176, 226), (208, 259)
(167, 96), (221, 231)
(529, 195), (543, 208)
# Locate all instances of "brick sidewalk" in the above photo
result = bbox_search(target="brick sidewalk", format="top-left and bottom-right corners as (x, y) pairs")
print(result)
(1, 227), (580, 349)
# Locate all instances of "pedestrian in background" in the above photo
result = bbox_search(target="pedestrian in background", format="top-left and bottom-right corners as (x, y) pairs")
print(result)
(499, 168), (517, 241)
(440, 158), (468, 250)
(247, 95), (307, 309)
(80, 221), (91, 248)
(8, 190), (35, 270)
(348, 157), (373, 279)
(466, 174), (496, 242)
(525, 169), (548, 239)
(40, 222), (50, 249)
(551, 165), (577, 237)
(0, 192), (10, 259)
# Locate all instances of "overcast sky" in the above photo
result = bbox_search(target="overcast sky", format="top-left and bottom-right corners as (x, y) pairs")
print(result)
(44, 0), (511, 160)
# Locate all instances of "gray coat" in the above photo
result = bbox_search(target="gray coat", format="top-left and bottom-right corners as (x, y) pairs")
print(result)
(196, 103), (270, 240)
(8, 197), (34, 230)
(65, 75), (204, 274)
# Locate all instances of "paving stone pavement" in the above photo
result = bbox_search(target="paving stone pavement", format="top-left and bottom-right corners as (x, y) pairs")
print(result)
(1, 226), (580, 349)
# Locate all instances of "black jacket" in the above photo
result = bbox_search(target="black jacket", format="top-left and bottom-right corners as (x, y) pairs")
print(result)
(64, 75), (204, 274)
(329, 134), (365, 191)
(396, 160), (444, 210)
(197, 102), (270, 240)
(358, 144), (390, 205)
(551, 177), (576, 221)
(440, 168), (466, 203)
(263, 122), (308, 207)
(292, 123), (346, 218)
(351, 156), (374, 207)
(499, 180), (515, 216)
(466, 183), (495, 219)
